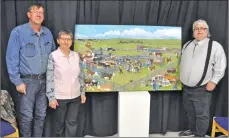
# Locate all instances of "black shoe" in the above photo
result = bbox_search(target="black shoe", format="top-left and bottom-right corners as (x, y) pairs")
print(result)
(178, 130), (195, 137)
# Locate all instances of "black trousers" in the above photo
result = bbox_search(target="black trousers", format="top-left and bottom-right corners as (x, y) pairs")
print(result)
(54, 96), (81, 137)
(182, 85), (212, 136)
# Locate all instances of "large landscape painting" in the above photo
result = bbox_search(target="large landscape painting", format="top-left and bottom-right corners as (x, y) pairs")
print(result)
(74, 25), (182, 92)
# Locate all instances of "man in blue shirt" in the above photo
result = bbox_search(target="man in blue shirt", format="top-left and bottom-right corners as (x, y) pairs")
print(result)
(6, 4), (56, 137)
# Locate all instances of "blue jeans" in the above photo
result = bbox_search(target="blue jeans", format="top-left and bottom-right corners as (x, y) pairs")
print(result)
(18, 78), (47, 137)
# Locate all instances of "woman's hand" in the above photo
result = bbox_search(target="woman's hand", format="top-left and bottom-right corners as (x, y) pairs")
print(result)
(81, 95), (86, 104)
(49, 100), (59, 109)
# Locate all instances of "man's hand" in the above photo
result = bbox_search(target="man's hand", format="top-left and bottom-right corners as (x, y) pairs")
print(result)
(16, 83), (26, 95)
(49, 100), (59, 109)
(81, 95), (86, 104)
(206, 81), (216, 91)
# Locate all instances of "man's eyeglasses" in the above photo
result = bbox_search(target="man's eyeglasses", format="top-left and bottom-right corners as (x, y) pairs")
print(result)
(59, 37), (72, 41)
(31, 11), (44, 15)
(193, 28), (207, 31)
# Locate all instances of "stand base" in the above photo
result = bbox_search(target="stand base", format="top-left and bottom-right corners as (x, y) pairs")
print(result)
(118, 92), (150, 137)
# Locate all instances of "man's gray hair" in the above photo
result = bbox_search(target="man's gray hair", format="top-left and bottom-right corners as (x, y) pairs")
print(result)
(57, 29), (73, 39)
(192, 19), (211, 38)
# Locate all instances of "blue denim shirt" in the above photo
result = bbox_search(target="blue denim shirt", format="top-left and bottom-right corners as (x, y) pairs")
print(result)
(6, 23), (56, 86)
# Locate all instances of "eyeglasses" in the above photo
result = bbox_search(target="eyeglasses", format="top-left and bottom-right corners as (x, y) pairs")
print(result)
(193, 27), (207, 31)
(59, 37), (72, 41)
(31, 11), (44, 15)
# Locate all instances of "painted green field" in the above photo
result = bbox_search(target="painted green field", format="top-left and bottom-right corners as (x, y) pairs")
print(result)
(74, 39), (182, 92)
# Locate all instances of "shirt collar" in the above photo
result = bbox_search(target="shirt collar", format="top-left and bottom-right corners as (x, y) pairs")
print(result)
(26, 22), (47, 36)
(57, 47), (73, 57)
(194, 38), (209, 46)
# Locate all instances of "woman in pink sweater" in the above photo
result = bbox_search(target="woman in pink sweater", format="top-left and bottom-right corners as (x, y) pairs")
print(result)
(46, 30), (86, 137)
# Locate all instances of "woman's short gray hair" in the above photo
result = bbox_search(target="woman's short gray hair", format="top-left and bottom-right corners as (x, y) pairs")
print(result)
(57, 29), (73, 39)
(192, 19), (211, 37)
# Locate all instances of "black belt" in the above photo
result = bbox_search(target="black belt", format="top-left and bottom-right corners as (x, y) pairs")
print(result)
(21, 73), (46, 79)
(182, 84), (206, 89)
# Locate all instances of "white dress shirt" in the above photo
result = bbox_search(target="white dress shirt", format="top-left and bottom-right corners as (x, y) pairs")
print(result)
(180, 38), (227, 87)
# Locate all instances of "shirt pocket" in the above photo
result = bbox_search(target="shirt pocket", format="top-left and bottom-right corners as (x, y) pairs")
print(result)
(23, 42), (36, 57)
(44, 41), (53, 54)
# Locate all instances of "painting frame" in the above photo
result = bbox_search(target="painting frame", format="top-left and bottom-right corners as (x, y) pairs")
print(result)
(74, 24), (182, 92)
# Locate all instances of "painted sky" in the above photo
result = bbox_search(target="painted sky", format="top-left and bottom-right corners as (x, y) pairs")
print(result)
(75, 25), (181, 39)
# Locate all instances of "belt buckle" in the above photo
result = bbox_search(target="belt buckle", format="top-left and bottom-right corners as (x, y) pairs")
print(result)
(38, 74), (42, 79)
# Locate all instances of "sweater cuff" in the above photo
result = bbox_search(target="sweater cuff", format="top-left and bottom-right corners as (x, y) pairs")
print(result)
(48, 96), (56, 102)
